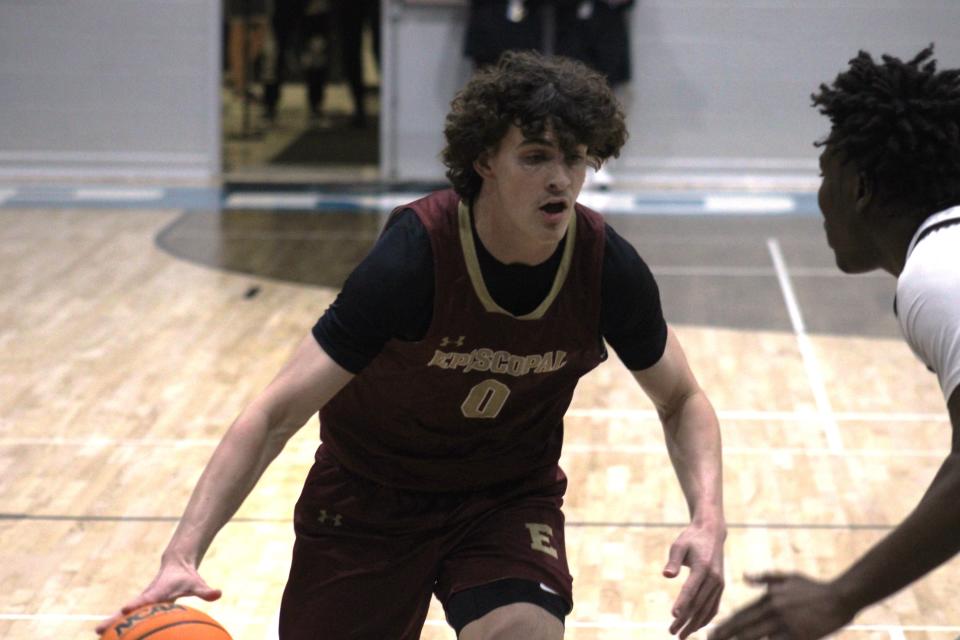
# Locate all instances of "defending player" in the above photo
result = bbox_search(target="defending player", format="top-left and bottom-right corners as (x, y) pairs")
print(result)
(98, 51), (726, 639)
(710, 45), (960, 640)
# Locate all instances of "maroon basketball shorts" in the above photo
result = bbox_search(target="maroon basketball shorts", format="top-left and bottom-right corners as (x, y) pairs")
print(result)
(278, 446), (572, 639)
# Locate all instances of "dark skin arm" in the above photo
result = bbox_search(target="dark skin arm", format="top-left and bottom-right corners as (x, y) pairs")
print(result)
(709, 386), (960, 640)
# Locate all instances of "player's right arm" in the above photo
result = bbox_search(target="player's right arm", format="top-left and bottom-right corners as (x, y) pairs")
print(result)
(98, 210), (430, 635)
(96, 334), (353, 634)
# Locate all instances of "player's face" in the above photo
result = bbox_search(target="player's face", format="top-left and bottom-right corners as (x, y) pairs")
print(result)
(476, 125), (588, 262)
(817, 147), (883, 273)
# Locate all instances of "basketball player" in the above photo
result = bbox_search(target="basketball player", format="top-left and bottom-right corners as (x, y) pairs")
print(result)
(709, 46), (960, 640)
(98, 52), (726, 639)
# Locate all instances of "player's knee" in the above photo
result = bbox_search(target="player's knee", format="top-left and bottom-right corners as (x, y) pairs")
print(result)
(459, 602), (564, 640)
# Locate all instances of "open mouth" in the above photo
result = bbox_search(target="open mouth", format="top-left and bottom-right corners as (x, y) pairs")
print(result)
(540, 201), (566, 214)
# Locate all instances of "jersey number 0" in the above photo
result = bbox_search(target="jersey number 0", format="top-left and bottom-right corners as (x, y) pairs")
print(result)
(460, 379), (511, 419)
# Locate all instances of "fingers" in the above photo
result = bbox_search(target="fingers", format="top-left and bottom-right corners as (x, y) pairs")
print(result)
(671, 563), (724, 639)
(184, 578), (223, 602)
(197, 586), (223, 601)
(718, 615), (782, 640)
(663, 541), (687, 578)
(128, 575), (221, 610)
(670, 569), (709, 633)
(119, 594), (159, 616)
(678, 579), (724, 639)
(745, 570), (790, 586)
(707, 595), (772, 640)
(95, 574), (221, 635)
(670, 565), (705, 623)
(95, 595), (161, 635)
(95, 594), (165, 635)
(95, 612), (123, 635)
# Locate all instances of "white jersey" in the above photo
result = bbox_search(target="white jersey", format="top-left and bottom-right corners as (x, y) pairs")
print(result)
(895, 206), (960, 402)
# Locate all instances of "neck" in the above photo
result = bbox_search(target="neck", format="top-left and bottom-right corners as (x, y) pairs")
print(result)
(875, 203), (937, 276)
(472, 190), (559, 265)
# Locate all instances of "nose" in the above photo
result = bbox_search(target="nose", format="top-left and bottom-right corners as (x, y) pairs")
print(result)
(547, 162), (572, 193)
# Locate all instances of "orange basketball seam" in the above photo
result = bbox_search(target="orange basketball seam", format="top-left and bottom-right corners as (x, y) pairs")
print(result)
(130, 619), (228, 640)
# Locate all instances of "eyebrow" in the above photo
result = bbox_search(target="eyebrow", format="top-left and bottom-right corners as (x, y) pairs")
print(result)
(518, 138), (555, 148)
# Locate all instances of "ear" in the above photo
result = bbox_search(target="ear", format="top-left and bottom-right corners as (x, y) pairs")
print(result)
(854, 171), (875, 215)
(473, 152), (494, 180)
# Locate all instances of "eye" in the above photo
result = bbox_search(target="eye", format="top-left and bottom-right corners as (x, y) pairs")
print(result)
(522, 152), (549, 164)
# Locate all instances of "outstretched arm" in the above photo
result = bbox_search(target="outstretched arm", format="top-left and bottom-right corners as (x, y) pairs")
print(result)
(709, 387), (960, 640)
(96, 334), (354, 634)
(633, 326), (726, 639)
(832, 386), (960, 609)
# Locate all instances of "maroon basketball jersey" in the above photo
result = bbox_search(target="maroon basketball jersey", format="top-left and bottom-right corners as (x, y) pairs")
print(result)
(319, 189), (607, 491)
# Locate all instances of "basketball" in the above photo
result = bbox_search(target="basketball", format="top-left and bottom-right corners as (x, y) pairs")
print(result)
(100, 603), (232, 640)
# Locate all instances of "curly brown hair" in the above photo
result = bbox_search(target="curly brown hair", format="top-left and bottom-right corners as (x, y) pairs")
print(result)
(812, 45), (960, 212)
(442, 50), (628, 199)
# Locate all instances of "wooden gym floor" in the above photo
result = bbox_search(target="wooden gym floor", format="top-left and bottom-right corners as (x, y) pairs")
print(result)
(0, 197), (957, 639)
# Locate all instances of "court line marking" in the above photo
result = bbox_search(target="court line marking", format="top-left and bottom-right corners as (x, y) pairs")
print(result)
(625, 156), (818, 170)
(73, 188), (165, 202)
(704, 194), (795, 213)
(561, 444), (947, 458)
(566, 409), (947, 422)
(0, 151), (206, 163)
(435, 619), (960, 634)
(886, 626), (908, 640)
(0, 613), (105, 621)
(0, 512), (909, 530)
(0, 184), (817, 215)
(768, 238), (844, 451)
(0, 437), (947, 458)
(0, 512), (900, 529)
(162, 229), (371, 240)
(0, 408), (946, 450)
(224, 193), (321, 208)
(651, 265), (889, 278)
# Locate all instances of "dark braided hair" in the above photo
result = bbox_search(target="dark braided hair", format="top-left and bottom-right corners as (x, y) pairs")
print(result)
(443, 50), (627, 199)
(812, 45), (960, 213)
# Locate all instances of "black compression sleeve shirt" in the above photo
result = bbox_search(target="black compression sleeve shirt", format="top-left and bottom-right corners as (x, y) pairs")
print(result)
(313, 208), (667, 373)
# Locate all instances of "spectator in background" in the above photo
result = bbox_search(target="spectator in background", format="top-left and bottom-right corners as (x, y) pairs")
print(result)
(262, 0), (307, 123)
(260, 0), (340, 125)
(301, 0), (335, 122)
(555, 0), (633, 90)
(463, 0), (635, 186)
(225, 0), (270, 104)
(334, 0), (380, 128)
(465, 0), (545, 69)
(555, 0), (634, 187)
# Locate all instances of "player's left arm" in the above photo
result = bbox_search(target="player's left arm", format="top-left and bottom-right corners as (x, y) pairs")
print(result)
(633, 326), (726, 639)
(709, 387), (960, 640)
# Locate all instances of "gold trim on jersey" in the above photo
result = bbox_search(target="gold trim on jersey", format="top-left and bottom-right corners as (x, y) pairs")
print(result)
(458, 199), (576, 320)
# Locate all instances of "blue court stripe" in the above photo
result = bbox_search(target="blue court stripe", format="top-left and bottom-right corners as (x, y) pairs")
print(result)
(0, 185), (819, 216)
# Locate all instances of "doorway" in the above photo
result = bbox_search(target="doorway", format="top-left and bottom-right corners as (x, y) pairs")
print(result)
(221, 0), (381, 182)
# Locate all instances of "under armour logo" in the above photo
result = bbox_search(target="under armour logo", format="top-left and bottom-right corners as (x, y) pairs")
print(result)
(440, 335), (465, 348)
(317, 510), (343, 526)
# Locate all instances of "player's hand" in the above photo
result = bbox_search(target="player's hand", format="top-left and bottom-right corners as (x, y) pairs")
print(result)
(663, 521), (726, 638)
(707, 572), (855, 640)
(94, 559), (221, 635)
